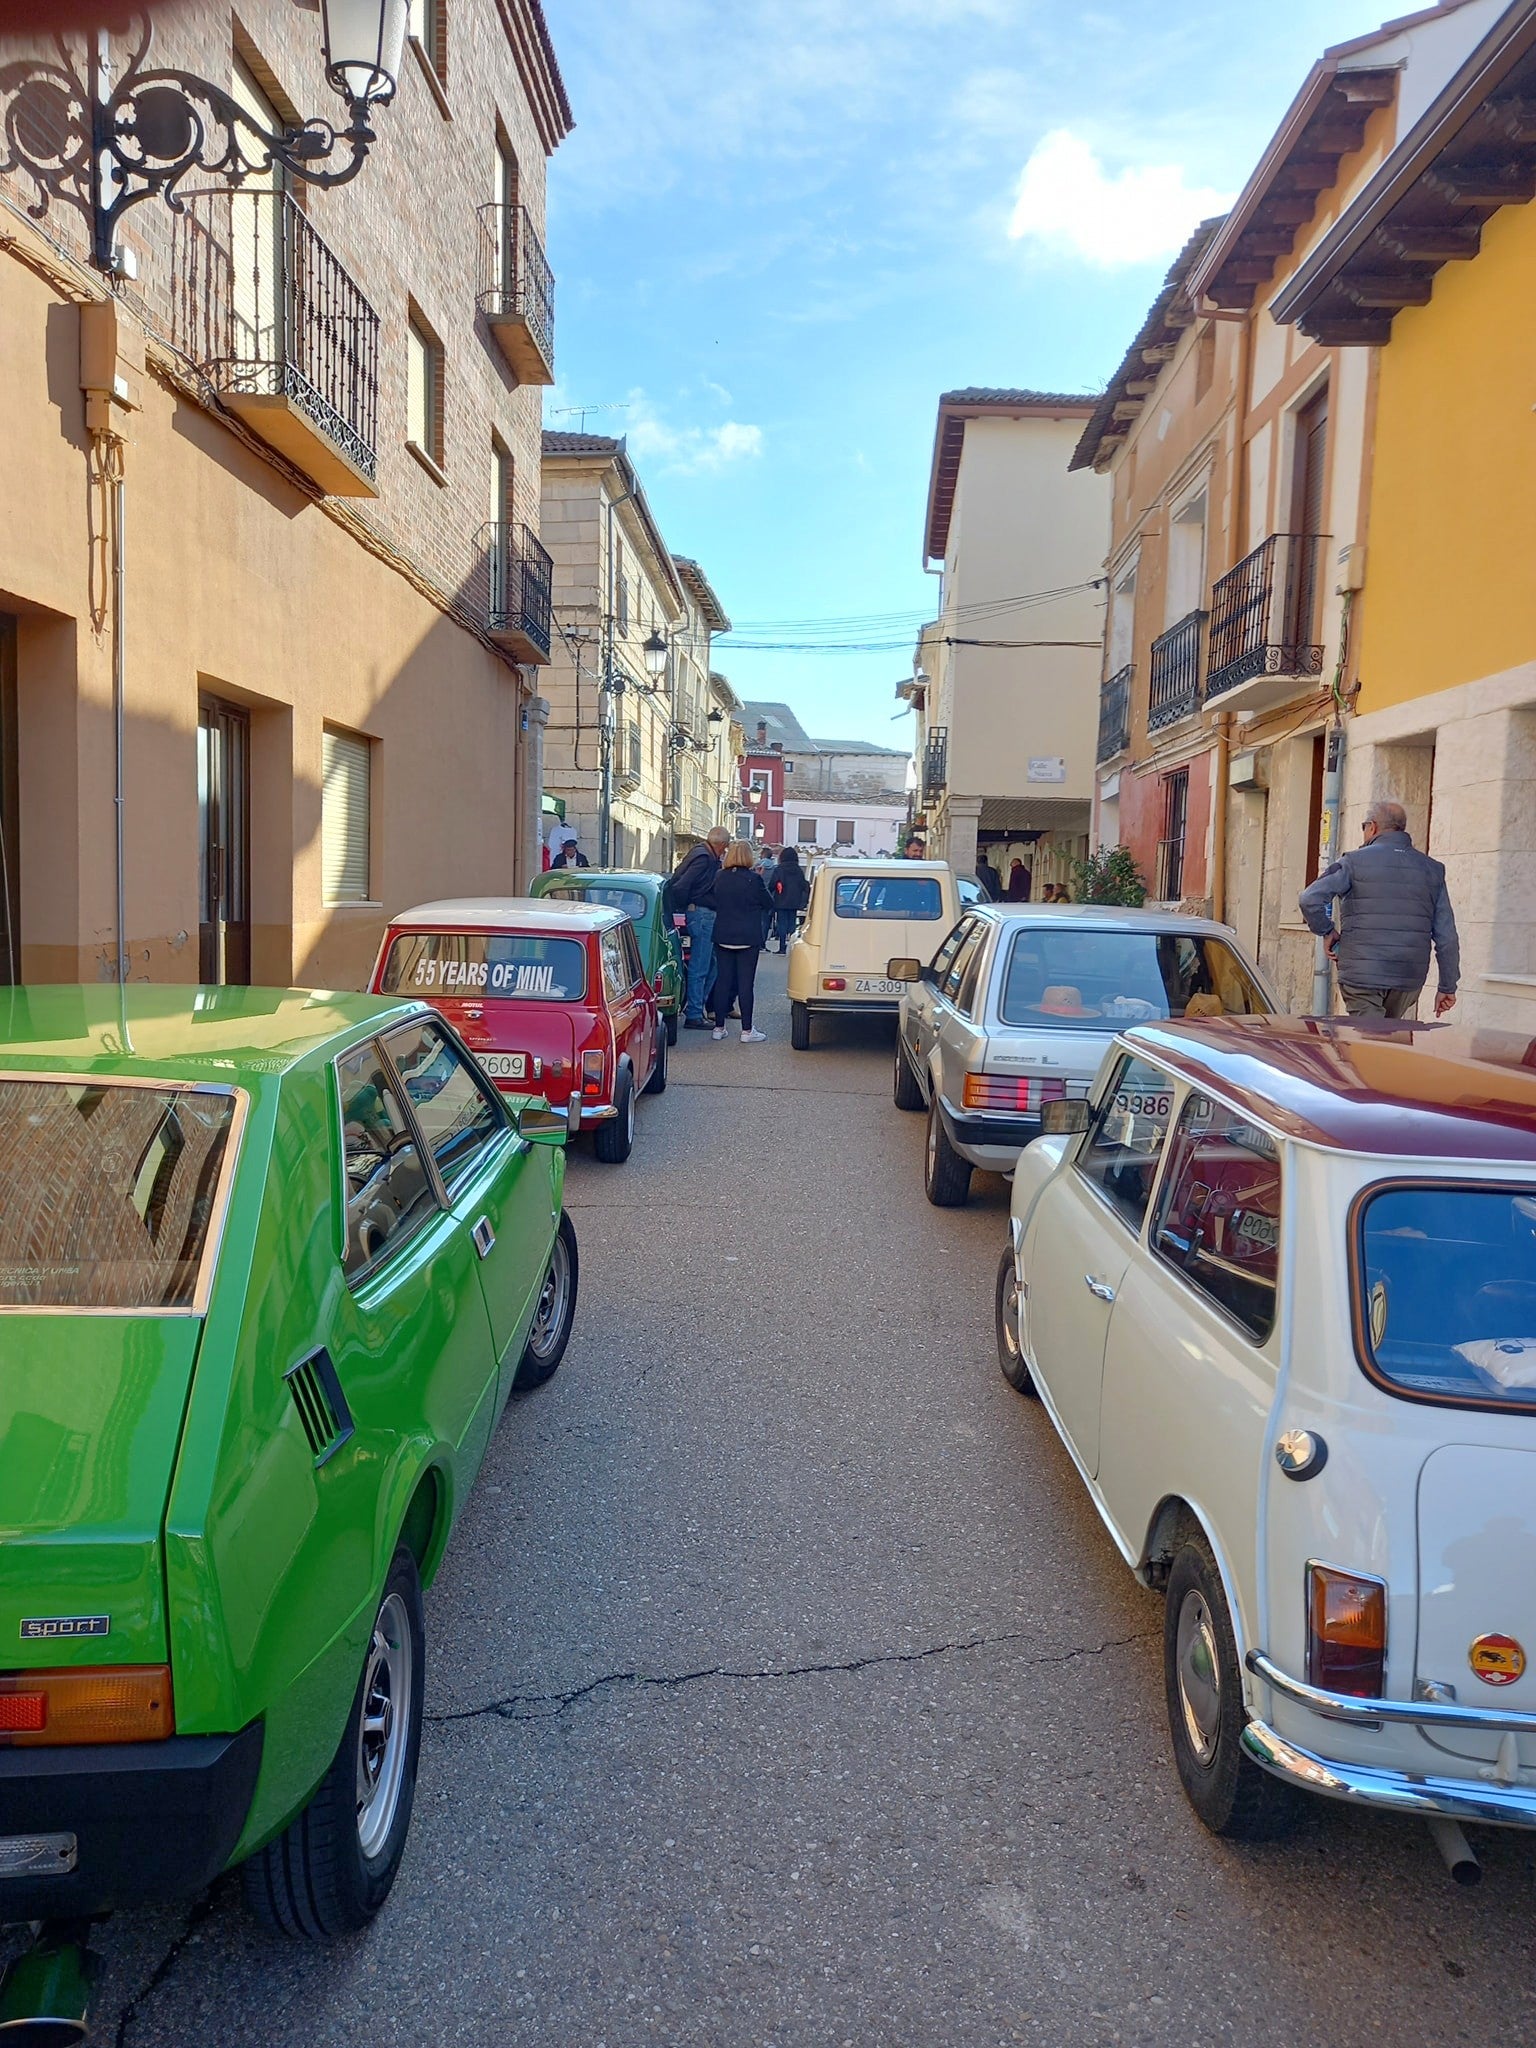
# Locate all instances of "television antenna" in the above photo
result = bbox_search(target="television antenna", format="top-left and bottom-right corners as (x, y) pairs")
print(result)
(549, 402), (632, 432)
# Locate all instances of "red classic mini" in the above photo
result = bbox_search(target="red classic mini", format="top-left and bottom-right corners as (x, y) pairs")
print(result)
(370, 898), (665, 1164)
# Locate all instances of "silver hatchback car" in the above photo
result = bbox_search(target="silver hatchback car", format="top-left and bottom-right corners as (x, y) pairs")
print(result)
(890, 905), (1280, 1206)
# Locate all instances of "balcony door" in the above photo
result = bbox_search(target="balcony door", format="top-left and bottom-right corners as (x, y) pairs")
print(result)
(230, 57), (288, 375)
(0, 616), (17, 986)
(494, 132), (519, 302)
(1288, 386), (1329, 650)
(198, 696), (251, 986)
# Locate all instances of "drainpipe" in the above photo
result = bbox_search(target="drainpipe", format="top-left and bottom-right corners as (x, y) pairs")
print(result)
(112, 456), (127, 985)
(1312, 720), (1345, 1015)
(1210, 709), (1233, 925)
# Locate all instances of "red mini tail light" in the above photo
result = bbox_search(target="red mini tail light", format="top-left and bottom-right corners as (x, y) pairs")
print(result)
(580, 1049), (606, 1099)
(1307, 1565), (1386, 1698)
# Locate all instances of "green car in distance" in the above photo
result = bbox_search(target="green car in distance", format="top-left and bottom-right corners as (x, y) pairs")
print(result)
(0, 986), (577, 1943)
(530, 868), (684, 1044)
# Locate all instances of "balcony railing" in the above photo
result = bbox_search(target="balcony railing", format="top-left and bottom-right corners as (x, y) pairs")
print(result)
(476, 203), (555, 385)
(471, 522), (553, 664)
(1206, 533), (1330, 703)
(922, 725), (948, 803)
(1147, 611), (1206, 733)
(1097, 664), (1132, 763)
(173, 188), (379, 495)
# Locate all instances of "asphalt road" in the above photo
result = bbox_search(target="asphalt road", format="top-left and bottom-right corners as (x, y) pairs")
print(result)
(20, 951), (1536, 2045)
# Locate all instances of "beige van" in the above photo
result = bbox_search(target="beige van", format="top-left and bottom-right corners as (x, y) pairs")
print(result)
(785, 859), (960, 1051)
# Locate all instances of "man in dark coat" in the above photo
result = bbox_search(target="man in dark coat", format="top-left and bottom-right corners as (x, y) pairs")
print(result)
(667, 826), (729, 1027)
(1299, 799), (1460, 1018)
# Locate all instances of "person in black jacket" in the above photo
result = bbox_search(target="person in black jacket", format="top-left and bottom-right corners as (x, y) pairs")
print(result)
(667, 826), (728, 1027)
(710, 840), (774, 1041)
(769, 846), (809, 950)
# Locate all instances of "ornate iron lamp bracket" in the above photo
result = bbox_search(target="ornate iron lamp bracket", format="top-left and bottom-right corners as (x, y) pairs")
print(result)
(0, 17), (379, 274)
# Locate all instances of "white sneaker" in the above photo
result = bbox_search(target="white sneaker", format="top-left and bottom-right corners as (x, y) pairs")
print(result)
(741, 1028), (767, 1043)
(712, 1026), (726, 1040)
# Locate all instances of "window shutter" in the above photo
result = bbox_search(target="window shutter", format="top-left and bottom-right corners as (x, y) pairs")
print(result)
(323, 728), (371, 903)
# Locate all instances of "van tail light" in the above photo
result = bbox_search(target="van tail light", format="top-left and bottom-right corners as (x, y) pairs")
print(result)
(1307, 1566), (1386, 1698)
(821, 977), (846, 992)
(0, 1666), (174, 1746)
(581, 1049), (606, 1099)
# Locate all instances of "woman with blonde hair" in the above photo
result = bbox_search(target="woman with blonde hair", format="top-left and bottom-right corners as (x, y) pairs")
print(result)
(709, 840), (774, 1041)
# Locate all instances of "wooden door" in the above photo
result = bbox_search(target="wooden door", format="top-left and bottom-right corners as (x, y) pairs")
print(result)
(198, 697), (251, 985)
(1288, 387), (1329, 650)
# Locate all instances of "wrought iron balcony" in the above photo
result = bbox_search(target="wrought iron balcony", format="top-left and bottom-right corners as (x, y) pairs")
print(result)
(472, 522), (553, 664)
(922, 725), (948, 803)
(476, 203), (555, 385)
(1147, 611), (1206, 733)
(173, 188), (379, 496)
(1206, 533), (1330, 710)
(1097, 664), (1132, 763)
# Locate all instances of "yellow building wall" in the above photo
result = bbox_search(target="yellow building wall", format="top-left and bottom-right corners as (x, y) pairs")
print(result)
(1357, 197), (1536, 712)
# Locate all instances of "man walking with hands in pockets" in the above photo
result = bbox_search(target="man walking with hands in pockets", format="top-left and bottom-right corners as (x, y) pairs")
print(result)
(1299, 798), (1460, 1019)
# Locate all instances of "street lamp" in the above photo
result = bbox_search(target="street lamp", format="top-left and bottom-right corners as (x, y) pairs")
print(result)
(0, 2), (408, 273)
(641, 628), (669, 680)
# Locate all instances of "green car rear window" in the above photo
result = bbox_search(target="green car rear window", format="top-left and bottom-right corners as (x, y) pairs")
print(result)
(0, 1080), (237, 1310)
(379, 931), (588, 1001)
(543, 883), (649, 923)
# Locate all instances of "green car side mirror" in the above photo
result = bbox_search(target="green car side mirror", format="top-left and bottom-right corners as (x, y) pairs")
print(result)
(518, 1102), (578, 1146)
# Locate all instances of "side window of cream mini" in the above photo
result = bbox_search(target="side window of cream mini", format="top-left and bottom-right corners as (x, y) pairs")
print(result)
(1076, 1054), (1176, 1231)
(1152, 1095), (1281, 1341)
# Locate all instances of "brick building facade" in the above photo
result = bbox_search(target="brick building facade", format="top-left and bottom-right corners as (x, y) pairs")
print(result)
(0, 0), (569, 989)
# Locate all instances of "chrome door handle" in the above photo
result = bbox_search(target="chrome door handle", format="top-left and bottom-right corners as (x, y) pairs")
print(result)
(472, 1217), (496, 1260)
(1084, 1275), (1116, 1303)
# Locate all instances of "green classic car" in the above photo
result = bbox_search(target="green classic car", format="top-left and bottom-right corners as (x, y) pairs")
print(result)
(529, 868), (684, 1043)
(0, 986), (577, 1942)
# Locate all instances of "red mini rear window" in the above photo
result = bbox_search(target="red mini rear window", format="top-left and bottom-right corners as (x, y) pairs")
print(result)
(379, 931), (587, 1002)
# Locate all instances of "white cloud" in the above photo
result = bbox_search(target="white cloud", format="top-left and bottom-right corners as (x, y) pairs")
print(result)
(1007, 129), (1233, 267)
(626, 393), (764, 477)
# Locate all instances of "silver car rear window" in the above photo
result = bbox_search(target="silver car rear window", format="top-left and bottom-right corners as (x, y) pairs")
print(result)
(999, 929), (1266, 1030)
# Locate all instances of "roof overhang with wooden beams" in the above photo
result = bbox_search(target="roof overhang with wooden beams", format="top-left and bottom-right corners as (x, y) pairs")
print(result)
(1271, 0), (1536, 346)
(672, 556), (732, 635)
(924, 389), (1097, 563)
(1068, 222), (1223, 474)
(1186, 68), (1398, 312)
(500, 0), (575, 156)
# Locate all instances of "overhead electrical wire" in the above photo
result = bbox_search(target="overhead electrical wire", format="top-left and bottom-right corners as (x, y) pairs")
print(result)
(723, 577), (1105, 653)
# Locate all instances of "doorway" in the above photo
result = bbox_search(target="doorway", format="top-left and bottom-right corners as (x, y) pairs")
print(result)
(198, 695), (251, 984)
(0, 617), (17, 985)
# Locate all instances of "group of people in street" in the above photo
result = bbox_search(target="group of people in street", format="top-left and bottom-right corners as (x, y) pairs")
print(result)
(664, 831), (810, 1040)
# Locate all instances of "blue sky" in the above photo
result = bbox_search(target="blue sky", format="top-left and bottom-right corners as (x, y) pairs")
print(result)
(543, 0), (1395, 745)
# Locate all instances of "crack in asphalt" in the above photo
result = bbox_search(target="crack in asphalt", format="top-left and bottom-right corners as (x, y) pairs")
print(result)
(426, 1626), (1157, 1727)
(115, 1891), (218, 2047)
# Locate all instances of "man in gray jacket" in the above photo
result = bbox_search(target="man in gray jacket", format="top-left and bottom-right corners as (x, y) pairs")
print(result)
(1298, 799), (1459, 1019)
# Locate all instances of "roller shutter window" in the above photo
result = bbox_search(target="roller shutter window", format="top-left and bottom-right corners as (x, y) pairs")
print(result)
(323, 727), (372, 904)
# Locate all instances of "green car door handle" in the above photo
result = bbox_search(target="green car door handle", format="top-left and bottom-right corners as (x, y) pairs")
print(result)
(472, 1218), (496, 1260)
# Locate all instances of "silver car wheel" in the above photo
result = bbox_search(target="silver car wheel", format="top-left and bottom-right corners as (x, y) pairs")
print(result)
(527, 1228), (572, 1362)
(1175, 1588), (1222, 1768)
(1000, 1262), (1023, 1362)
(356, 1591), (414, 1860)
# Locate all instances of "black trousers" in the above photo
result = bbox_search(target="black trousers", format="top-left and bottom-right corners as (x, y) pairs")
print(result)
(712, 945), (760, 1030)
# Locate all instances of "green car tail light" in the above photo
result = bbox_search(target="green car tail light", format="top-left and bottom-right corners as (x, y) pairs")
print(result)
(0, 1666), (174, 1746)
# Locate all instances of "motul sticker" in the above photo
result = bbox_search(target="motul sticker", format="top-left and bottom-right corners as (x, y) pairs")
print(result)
(21, 1616), (109, 1640)
(1469, 1633), (1526, 1686)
